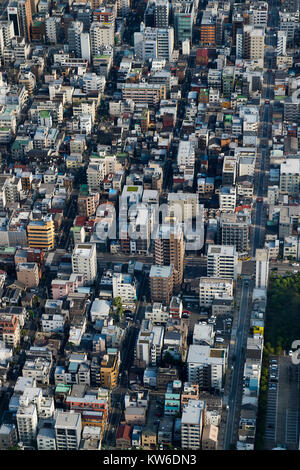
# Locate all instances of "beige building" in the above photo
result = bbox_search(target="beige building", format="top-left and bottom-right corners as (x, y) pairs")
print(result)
(141, 428), (157, 450)
(16, 262), (40, 288)
(125, 407), (146, 426)
(202, 424), (218, 450)
(243, 25), (265, 60)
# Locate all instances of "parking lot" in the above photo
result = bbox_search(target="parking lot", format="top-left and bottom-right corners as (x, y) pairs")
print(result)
(264, 357), (279, 446)
(275, 356), (300, 449)
(264, 355), (300, 449)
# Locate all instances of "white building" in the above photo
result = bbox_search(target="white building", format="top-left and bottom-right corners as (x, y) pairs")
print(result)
(90, 21), (114, 56)
(72, 243), (97, 285)
(181, 400), (205, 450)
(80, 32), (91, 62)
(255, 248), (269, 289)
(277, 30), (287, 56)
(16, 403), (38, 446)
(207, 245), (238, 280)
(112, 273), (137, 303)
(134, 24), (174, 61)
(55, 411), (82, 450)
(187, 344), (227, 391)
(41, 314), (65, 333)
(199, 277), (234, 307)
(145, 303), (170, 324)
(37, 427), (56, 450)
(280, 159), (300, 195)
(90, 299), (111, 322)
(193, 322), (215, 346)
(45, 16), (60, 44)
(135, 319), (164, 366)
(219, 186), (236, 212)
(177, 140), (195, 169)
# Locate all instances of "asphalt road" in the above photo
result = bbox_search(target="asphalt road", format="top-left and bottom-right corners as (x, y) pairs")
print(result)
(224, 278), (252, 448)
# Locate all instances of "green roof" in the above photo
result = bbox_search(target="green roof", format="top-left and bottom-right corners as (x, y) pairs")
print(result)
(55, 384), (71, 393)
(80, 184), (89, 195)
(127, 186), (138, 192)
(71, 226), (83, 232)
(40, 110), (50, 118)
(0, 247), (16, 253)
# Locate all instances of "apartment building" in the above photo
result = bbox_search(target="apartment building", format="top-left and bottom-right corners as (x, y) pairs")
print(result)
(187, 345), (227, 391)
(207, 245), (238, 280)
(0, 314), (20, 348)
(112, 272), (137, 303)
(181, 399), (205, 450)
(280, 159), (300, 195)
(220, 212), (250, 253)
(199, 277), (234, 307)
(72, 243), (97, 285)
(16, 403), (38, 447)
(135, 319), (164, 367)
(219, 186), (236, 212)
(122, 83), (166, 106)
(55, 411), (82, 450)
(149, 265), (174, 305)
(154, 222), (185, 292)
(100, 351), (119, 389)
(16, 262), (39, 288)
(90, 20), (114, 55)
(255, 248), (269, 289)
(27, 217), (55, 251)
(243, 25), (265, 60)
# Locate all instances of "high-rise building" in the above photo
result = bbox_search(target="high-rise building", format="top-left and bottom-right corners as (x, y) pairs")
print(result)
(45, 16), (60, 44)
(135, 319), (164, 367)
(134, 24), (174, 61)
(68, 21), (83, 56)
(249, 1), (268, 27)
(90, 20), (114, 55)
(222, 155), (238, 186)
(277, 30), (287, 56)
(280, 159), (300, 195)
(7, 3), (20, 37)
(100, 350), (120, 389)
(173, 0), (195, 45)
(207, 245), (238, 280)
(154, 221), (184, 292)
(149, 265), (174, 304)
(243, 25), (265, 60)
(54, 411), (82, 450)
(80, 32), (91, 62)
(200, 11), (216, 46)
(255, 248), (269, 289)
(181, 400), (205, 450)
(199, 277), (234, 307)
(17, 0), (32, 42)
(155, 0), (169, 27)
(27, 217), (55, 251)
(71, 243), (97, 285)
(0, 20), (14, 56)
(112, 272), (137, 303)
(219, 186), (236, 213)
(220, 212), (250, 253)
(16, 403), (38, 446)
(187, 344), (227, 391)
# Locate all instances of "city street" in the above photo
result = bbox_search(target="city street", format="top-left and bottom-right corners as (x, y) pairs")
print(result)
(224, 278), (252, 448)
